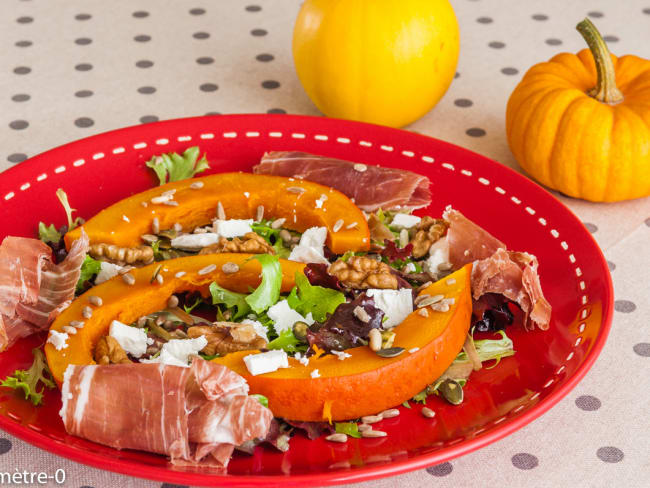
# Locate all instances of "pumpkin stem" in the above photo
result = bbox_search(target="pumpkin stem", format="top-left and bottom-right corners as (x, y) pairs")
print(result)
(576, 18), (623, 104)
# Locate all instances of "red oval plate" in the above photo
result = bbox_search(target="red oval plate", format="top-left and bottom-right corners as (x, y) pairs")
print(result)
(0, 115), (613, 486)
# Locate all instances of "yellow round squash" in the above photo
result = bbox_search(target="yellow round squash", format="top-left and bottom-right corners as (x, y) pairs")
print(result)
(292, 0), (460, 128)
(506, 19), (650, 202)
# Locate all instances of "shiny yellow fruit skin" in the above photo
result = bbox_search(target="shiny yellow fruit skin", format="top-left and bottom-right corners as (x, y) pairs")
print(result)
(292, 0), (460, 128)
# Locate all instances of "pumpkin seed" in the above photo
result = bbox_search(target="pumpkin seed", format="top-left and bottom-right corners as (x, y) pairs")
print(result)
(376, 347), (405, 358)
(439, 379), (464, 405)
(158, 229), (178, 239)
(150, 264), (163, 284)
(292, 321), (309, 342)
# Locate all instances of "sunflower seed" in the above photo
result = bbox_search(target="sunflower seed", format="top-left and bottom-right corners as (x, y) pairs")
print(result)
(408, 347), (420, 353)
(325, 433), (348, 443)
(173, 222), (183, 232)
(190, 181), (204, 189)
(380, 409), (400, 419)
(271, 218), (286, 229)
(358, 423), (372, 432)
(437, 262), (453, 271)
(62, 325), (77, 335)
(175, 271), (186, 278)
(353, 306), (371, 323)
(446, 278), (456, 285)
(167, 295), (179, 308)
(417, 294), (444, 308)
(256, 205), (264, 222)
(346, 222), (358, 229)
(421, 407), (436, 418)
(430, 302), (450, 312)
(163, 200), (179, 207)
(376, 347), (405, 358)
(141, 234), (158, 243)
(141, 201), (148, 208)
(368, 328), (382, 351)
(151, 195), (172, 204)
(69, 320), (85, 328)
(222, 262), (239, 274)
(361, 429), (387, 438)
(122, 273), (136, 285)
(152, 217), (160, 234)
(361, 415), (382, 424)
(418, 308), (429, 317)
(156, 273), (164, 285)
(216, 201), (226, 220)
(81, 306), (93, 319)
(399, 229), (409, 248)
(287, 186), (306, 194)
(279, 229), (292, 243)
(414, 294), (430, 305)
(162, 189), (176, 198)
(88, 296), (103, 307)
(198, 264), (217, 275)
(137, 316), (147, 327)
(333, 219), (344, 232)
(353, 163), (367, 172)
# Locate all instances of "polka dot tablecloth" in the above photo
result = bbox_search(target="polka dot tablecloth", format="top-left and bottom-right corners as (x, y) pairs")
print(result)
(1, 1), (649, 487)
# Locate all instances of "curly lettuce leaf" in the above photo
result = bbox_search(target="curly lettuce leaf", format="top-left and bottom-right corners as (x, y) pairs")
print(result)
(0, 349), (55, 406)
(287, 272), (345, 323)
(245, 254), (282, 314)
(267, 329), (307, 353)
(335, 422), (362, 438)
(454, 330), (515, 366)
(38, 222), (62, 244)
(56, 188), (83, 231)
(145, 146), (210, 185)
(76, 255), (102, 293)
(251, 394), (269, 408)
(209, 282), (251, 319)
(251, 221), (292, 259)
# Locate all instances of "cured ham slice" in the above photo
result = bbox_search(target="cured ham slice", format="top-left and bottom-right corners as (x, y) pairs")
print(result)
(0, 231), (89, 351)
(442, 208), (551, 330)
(254, 151), (431, 211)
(60, 359), (272, 468)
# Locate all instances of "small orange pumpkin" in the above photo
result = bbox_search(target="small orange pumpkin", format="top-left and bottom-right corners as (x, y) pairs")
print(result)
(506, 19), (650, 202)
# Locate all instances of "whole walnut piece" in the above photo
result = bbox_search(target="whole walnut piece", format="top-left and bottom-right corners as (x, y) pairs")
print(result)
(94, 336), (132, 365)
(187, 322), (267, 356)
(328, 256), (398, 289)
(89, 243), (154, 265)
(411, 217), (448, 258)
(199, 232), (274, 255)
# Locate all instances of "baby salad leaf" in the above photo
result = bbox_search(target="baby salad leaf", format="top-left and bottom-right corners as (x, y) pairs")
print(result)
(267, 329), (307, 353)
(454, 330), (515, 367)
(56, 188), (84, 231)
(245, 254), (282, 314)
(287, 272), (346, 323)
(146, 146), (210, 185)
(335, 422), (362, 438)
(251, 394), (269, 408)
(209, 282), (251, 319)
(76, 255), (102, 293)
(38, 223), (61, 244)
(0, 349), (55, 406)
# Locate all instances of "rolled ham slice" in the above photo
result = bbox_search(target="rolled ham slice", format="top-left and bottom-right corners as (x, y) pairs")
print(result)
(442, 208), (551, 330)
(60, 359), (273, 468)
(254, 151), (431, 211)
(0, 231), (89, 351)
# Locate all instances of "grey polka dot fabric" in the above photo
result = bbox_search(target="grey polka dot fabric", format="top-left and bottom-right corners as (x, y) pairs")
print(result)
(0, 1), (648, 487)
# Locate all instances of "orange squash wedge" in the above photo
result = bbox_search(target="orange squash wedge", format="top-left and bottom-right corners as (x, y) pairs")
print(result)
(213, 264), (473, 421)
(45, 253), (305, 385)
(64, 173), (370, 254)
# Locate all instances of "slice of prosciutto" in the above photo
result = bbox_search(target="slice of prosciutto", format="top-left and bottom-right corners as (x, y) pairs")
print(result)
(60, 359), (273, 468)
(254, 151), (431, 211)
(442, 208), (552, 330)
(0, 230), (89, 351)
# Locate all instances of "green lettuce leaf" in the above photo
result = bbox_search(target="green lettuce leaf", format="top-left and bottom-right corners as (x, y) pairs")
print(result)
(37, 222), (61, 244)
(145, 146), (210, 185)
(251, 394), (269, 408)
(267, 329), (307, 353)
(76, 255), (102, 293)
(454, 330), (515, 366)
(0, 349), (55, 406)
(245, 254), (282, 314)
(209, 282), (251, 319)
(287, 272), (346, 322)
(56, 188), (83, 231)
(251, 221), (292, 259)
(335, 422), (362, 438)
(183, 296), (203, 314)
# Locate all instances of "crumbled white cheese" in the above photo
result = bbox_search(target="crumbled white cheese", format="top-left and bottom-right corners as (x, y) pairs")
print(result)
(95, 261), (124, 284)
(244, 192), (250, 198)
(404, 262), (417, 274)
(212, 219), (254, 238)
(332, 350), (352, 361)
(310, 369), (320, 378)
(243, 350), (289, 376)
(391, 213), (421, 228)
(122, 215), (130, 223)
(240, 319), (269, 343)
(366, 289), (413, 328)
(288, 226), (329, 264)
(47, 330), (69, 351)
(266, 299), (314, 335)
(141, 336), (207, 367)
(315, 194), (328, 209)
(109, 320), (150, 358)
(425, 237), (450, 275)
(170, 233), (221, 250)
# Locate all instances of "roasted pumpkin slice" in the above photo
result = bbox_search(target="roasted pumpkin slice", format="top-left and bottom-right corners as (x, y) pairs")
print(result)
(214, 264), (473, 421)
(64, 173), (370, 254)
(45, 253), (305, 385)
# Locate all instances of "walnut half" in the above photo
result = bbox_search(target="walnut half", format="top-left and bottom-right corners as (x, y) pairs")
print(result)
(199, 232), (274, 255)
(187, 322), (267, 356)
(411, 217), (448, 258)
(328, 256), (398, 289)
(94, 336), (132, 365)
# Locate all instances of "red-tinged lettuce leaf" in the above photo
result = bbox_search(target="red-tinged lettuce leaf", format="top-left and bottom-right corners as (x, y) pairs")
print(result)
(306, 294), (385, 352)
(304, 263), (343, 291)
(285, 420), (334, 440)
(472, 293), (515, 333)
(380, 239), (413, 263)
(236, 418), (292, 454)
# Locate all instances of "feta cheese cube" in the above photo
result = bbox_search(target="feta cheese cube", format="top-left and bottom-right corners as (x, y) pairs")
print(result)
(404, 262), (417, 273)
(47, 330), (69, 351)
(95, 262), (124, 284)
(391, 213), (421, 228)
(288, 226), (329, 264)
(141, 336), (208, 367)
(266, 299), (314, 335)
(425, 237), (450, 276)
(243, 350), (289, 376)
(109, 320), (149, 358)
(171, 233), (221, 250)
(365, 288), (413, 328)
(310, 369), (320, 378)
(212, 219), (254, 238)
(299, 227), (327, 248)
(240, 319), (269, 342)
